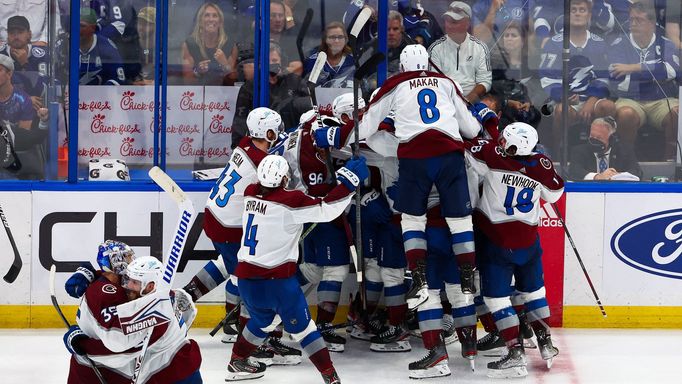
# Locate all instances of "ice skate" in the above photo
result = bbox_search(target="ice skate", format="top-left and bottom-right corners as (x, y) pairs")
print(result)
(226, 356), (266, 381)
(349, 308), (386, 341)
(250, 344), (274, 366)
(458, 326), (477, 371)
(486, 345), (527, 379)
(477, 330), (505, 353)
(221, 321), (239, 344)
(535, 327), (559, 368)
(319, 323), (346, 352)
(369, 324), (411, 352)
(405, 262), (428, 310)
(459, 263), (476, 294)
(408, 343), (450, 379)
(321, 367), (341, 384)
(441, 314), (458, 345)
(519, 313), (537, 349)
(265, 337), (302, 365)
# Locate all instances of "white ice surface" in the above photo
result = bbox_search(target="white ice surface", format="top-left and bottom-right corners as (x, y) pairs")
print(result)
(2, 328), (681, 383)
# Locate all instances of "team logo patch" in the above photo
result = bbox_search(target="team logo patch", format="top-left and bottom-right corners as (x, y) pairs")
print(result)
(540, 158), (552, 170)
(102, 284), (117, 294)
(31, 46), (46, 58)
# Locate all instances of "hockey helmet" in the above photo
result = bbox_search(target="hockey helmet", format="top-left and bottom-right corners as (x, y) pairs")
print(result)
(97, 240), (135, 275)
(247, 107), (283, 143)
(257, 154), (290, 188)
(400, 44), (429, 72)
(501, 122), (538, 156)
(332, 93), (366, 120)
(123, 256), (162, 296)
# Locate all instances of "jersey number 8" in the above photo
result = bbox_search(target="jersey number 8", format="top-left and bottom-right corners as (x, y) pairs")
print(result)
(417, 89), (440, 124)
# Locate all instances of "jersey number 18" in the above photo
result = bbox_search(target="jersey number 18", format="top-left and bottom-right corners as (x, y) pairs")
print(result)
(503, 186), (534, 215)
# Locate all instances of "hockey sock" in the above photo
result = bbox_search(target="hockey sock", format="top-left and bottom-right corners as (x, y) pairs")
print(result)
(446, 216), (476, 266)
(316, 301), (338, 324)
(491, 307), (520, 347)
(417, 290), (443, 349)
(232, 324), (267, 359)
(388, 304), (408, 326)
(476, 300), (497, 333)
(308, 347), (334, 373)
(401, 214), (427, 271)
(365, 279), (383, 311)
(225, 277), (240, 309)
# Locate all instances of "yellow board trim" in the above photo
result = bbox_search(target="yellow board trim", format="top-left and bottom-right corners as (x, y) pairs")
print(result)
(4, 305), (682, 329)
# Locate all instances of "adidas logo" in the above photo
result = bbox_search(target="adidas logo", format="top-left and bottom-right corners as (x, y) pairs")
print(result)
(539, 202), (563, 227)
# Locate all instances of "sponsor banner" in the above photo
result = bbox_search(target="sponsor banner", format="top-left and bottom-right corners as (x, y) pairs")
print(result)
(314, 87), (350, 116)
(538, 195), (566, 327)
(604, 194), (682, 305)
(78, 86), (238, 166)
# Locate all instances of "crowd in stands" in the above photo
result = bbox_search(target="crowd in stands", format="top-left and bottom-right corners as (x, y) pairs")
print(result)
(0, 0), (680, 181)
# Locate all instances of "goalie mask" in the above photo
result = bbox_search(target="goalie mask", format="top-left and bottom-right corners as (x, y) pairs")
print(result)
(400, 44), (429, 72)
(500, 122), (538, 156)
(257, 154), (290, 188)
(122, 256), (162, 296)
(332, 93), (366, 121)
(247, 107), (283, 146)
(97, 240), (135, 275)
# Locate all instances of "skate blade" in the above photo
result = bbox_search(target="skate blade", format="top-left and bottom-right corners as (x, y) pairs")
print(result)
(468, 358), (475, 372)
(325, 343), (345, 353)
(271, 355), (302, 366)
(486, 366), (528, 379)
(251, 357), (273, 366)
(221, 335), (238, 344)
(408, 363), (451, 379)
(349, 328), (374, 341)
(443, 332), (458, 345)
(369, 340), (412, 353)
(546, 357), (554, 369)
(523, 338), (537, 349)
(225, 371), (265, 382)
(406, 295), (429, 310)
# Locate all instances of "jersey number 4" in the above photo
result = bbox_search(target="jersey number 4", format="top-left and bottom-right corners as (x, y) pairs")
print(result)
(209, 169), (242, 207)
(503, 186), (534, 215)
(243, 214), (259, 255)
(417, 89), (440, 124)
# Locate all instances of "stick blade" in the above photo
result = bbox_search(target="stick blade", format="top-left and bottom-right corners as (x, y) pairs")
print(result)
(2, 261), (20, 283)
(308, 51), (327, 84)
(350, 7), (372, 38)
(149, 166), (187, 204)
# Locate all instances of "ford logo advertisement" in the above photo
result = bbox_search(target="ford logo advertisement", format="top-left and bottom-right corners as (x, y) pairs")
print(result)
(611, 209), (682, 279)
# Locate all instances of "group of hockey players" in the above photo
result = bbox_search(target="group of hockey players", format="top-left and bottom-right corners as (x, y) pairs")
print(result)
(61, 42), (564, 384)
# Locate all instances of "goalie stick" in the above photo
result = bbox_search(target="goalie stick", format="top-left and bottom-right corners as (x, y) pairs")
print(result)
(130, 167), (197, 384)
(1, 203), (21, 283)
(49, 265), (107, 384)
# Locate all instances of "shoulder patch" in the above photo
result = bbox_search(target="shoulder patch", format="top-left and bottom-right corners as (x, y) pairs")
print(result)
(551, 34), (563, 42)
(539, 157), (552, 170)
(591, 34), (604, 42)
(102, 284), (118, 294)
(31, 46), (46, 58)
(611, 37), (622, 46)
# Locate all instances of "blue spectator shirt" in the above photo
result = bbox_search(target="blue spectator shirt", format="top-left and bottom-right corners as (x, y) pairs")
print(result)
(533, 0), (616, 41)
(473, 0), (530, 34)
(539, 31), (610, 102)
(304, 52), (355, 88)
(0, 88), (35, 124)
(79, 34), (126, 85)
(0, 43), (49, 97)
(608, 32), (680, 101)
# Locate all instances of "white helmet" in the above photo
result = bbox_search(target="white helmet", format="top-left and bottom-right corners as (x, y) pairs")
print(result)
(257, 155), (290, 188)
(332, 93), (366, 120)
(123, 256), (162, 296)
(501, 122), (538, 156)
(247, 107), (283, 143)
(400, 44), (429, 72)
(299, 109), (316, 126)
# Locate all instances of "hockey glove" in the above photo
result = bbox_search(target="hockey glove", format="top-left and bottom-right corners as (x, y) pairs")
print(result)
(65, 264), (96, 299)
(172, 288), (198, 329)
(336, 156), (369, 191)
(361, 189), (392, 224)
(468, 102), (497, 124)
(312, 126), (340, 149)
(63, 325), (88, 355)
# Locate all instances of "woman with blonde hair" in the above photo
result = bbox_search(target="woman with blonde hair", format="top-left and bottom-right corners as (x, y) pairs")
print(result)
(303, 21), (355, 88)
(181, 2), (238, 85)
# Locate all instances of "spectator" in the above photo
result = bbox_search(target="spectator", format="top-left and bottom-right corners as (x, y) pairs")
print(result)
(0, 55), (48, 180)
(0, 16), (49, 110)
(129, 6), (155, 85)
(270, 0), (303, 75)
(539, 0), (616, 152)
(534, 0), (615, 48)
(0, 0), (62, 43)
(568, 117), (642, 181)
(231, 42), (311, 146)
(387, 10), (408, 77)
(428, 1), (492, 103)
(472, 0), (532, 46)
(181, 2), (238, 85)
(303, 21), (355, 88)
(609, 0), (680, 159)
(398, 1), (444, 48)
(78, 8), (126, 85)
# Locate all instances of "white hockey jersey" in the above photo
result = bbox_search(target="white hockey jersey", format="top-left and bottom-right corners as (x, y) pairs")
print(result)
(340, 70), (481, 159)
(204, 137), (268, 243)
(464, 139), (564, 249)
(235, 183), (355, 279)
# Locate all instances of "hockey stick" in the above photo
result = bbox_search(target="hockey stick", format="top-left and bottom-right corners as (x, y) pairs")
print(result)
(551, 202), (607, 317)
(129, 167), (197, 384)
(306, 51), (336, 184)
(209, 302), (240, 337)
(296, 8), (314, 63)
(1, 203), (21, 283)
(49, 265), (107, 384)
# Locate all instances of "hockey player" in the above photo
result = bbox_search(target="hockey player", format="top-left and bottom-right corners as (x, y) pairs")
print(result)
(464, 123), (564, 378)
(187, 107), (302, 364)
(313, 44), (493, 309)
(226, 154), (369, 384)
